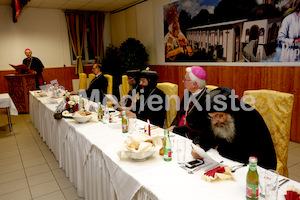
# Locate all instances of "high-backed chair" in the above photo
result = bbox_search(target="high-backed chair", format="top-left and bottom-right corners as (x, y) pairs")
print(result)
(88, 73), (95, 87)
(121, 75), (130, 97)
(79, 73), (87, 90)
(157, 82), (179, 129)
(104, 74), (113, 95)
(243, 89), (294, 177)
(206, 85), (218, 91)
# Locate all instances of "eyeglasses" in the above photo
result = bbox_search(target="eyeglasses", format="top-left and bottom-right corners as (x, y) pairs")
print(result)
(128, 77), (134, 82)
(140, 79), (147, 83)
(208, 114), (225, 121)
(182, 79), (193, 82)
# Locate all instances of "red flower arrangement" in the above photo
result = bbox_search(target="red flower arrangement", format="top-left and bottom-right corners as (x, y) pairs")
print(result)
(65, 100), (79, 113)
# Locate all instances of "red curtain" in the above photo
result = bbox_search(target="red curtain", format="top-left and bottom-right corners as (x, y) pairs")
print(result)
(11, 0), (31, 22)
(88, 12), (105, 64)
(65, 12), (86, 75)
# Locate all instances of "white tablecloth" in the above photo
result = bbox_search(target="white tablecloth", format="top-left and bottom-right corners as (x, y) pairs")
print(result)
(0, 93), (18, 115)
(29, 91), (300, 200)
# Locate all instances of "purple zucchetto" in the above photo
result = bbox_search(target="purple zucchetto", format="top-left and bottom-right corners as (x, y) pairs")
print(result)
(191, 66), (207, 80)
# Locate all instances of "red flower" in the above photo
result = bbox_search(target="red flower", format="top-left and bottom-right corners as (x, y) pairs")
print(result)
(72, 104), (78, 112)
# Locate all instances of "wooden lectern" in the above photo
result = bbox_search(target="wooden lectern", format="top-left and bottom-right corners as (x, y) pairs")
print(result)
(4, 64), (36, 113)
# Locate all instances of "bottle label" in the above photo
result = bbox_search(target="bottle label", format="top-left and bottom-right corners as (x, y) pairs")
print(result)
(246, 184), (259, 199)
(168, 151), (172, 158)
(122, 124), (128, 132)
(98, 112), (103, 121)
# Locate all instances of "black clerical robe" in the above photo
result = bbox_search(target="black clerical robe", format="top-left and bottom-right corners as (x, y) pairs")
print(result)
(133, 87), (166, 128)
(193, 102), (277, 170)
(172, 87), (210, 140)
(23, 56), (44, 89)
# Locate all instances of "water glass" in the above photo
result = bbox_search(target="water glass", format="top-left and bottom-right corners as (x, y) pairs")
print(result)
(259, 169), (279, 200)
(128, 117), (137, 133)
(103, 106), (109, 124)
(176, 139), (186, 165)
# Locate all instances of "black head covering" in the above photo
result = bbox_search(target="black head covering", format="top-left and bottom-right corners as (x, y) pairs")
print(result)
(206, 87), (240, 113)
(127, 69), (141, 81)
(140, 69), (159, 89)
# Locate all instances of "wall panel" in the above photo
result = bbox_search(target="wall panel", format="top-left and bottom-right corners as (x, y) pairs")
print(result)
(150, 65), (300, 143)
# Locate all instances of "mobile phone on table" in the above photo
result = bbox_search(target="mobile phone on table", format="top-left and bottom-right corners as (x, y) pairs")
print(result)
(185, 159), (204, 169)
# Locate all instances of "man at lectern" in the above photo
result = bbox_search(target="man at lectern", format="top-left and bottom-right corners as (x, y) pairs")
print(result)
(23, 48), (45, 89)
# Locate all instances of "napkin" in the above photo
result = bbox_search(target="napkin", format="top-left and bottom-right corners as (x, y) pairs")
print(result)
(285, 186), (300, 200)
(201, 166), (235, 182)
(117, 132), (162, 159)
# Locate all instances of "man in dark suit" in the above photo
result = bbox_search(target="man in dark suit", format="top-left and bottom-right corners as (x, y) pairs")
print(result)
(71, 64), (108, 103)
(23, 48), (44, 89)
(167, 66), (210, 140)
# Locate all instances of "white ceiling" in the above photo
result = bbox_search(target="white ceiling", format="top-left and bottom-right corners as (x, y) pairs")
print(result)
(0, 0), (145, 12)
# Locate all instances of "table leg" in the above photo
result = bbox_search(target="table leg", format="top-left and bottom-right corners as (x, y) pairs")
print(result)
(6, 107), (12, 132)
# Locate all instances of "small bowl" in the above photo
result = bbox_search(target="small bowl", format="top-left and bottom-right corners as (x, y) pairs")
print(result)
(73, 115), (92, 123)
(124, 151), (155, 161)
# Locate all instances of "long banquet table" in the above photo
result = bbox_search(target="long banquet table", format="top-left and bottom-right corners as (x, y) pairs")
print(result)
(29, 91), (300, 200)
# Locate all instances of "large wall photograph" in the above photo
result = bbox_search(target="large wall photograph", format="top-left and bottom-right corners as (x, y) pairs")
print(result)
(163, 0), (300, 63)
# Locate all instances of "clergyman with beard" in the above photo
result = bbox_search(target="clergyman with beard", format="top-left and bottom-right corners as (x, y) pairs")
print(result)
(123, 69), (166, 128)
(191, 87), (277, 170)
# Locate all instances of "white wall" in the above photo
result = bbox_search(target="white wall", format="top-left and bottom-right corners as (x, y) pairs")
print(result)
(0, 5), (72, 70)
(110, 0), (158, 65)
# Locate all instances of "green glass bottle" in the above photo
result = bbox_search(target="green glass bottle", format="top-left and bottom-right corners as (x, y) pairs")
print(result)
(97, 102), (103, 122)
(122, 111), (128, 133)
(163, 129), (172, 161)
(246, 156), (259, 200)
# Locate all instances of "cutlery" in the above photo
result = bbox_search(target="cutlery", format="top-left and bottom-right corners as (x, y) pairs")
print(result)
(278, 179), (289, 188)
(230, 164), (247, 173)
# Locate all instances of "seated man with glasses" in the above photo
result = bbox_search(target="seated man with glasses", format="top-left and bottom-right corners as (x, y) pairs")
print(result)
(120, 69), (141, 108)
(124, 69), (166, 128)
(191, 87), (277, 170)
(167, 66), (210, 140)
(71, 63), (108, 103)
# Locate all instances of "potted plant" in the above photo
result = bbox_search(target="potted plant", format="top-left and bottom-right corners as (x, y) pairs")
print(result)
(119, 38), (149, 72)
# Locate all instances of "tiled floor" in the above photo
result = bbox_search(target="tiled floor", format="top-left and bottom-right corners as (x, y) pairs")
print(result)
(0, 110), (83, 200)
(0, 111), (300, 199)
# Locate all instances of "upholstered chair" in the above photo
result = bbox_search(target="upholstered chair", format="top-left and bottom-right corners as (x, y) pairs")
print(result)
(104, 74), (113, 95)
(88, 73), (95, 87)
(79, 73), (87, 90)
(243, 89), (294, 177)
(121, 75), (130, 98)
(157, 82), (179, 129)
(206, 85), (218, 91)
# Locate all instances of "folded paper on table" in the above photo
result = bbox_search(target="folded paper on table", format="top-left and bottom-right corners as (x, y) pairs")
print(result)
(202, 166), (235, 182)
